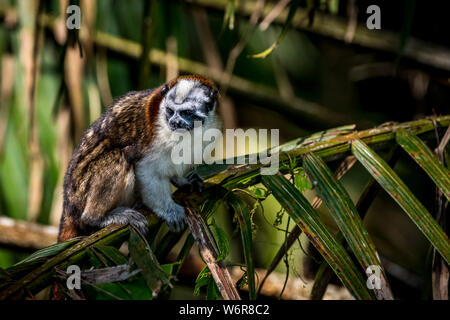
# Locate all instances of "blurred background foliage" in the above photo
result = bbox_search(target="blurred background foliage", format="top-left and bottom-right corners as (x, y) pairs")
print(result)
(0, 0), (449, 299)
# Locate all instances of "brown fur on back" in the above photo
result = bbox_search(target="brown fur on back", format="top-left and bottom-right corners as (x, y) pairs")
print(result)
(58, 88), (157, 241)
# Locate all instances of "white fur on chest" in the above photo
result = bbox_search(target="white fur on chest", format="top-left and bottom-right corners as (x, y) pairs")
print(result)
(135, 123), (194, 182)
(134, 124), (194, 212)
(136, 146), (192, 182)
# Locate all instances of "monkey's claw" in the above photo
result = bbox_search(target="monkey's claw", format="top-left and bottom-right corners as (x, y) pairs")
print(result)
(185, 172), (204, 193)
(164, 204), (187, 233)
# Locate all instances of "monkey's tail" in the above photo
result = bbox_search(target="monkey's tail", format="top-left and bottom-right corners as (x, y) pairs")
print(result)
(57, 212), (80, 242)
(51, 283), (64, 300)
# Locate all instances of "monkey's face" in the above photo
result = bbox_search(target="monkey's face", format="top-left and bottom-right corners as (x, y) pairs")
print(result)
(161, 79), (218, 131)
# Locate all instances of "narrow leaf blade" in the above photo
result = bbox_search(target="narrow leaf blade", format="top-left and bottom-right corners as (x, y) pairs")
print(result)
(304, 152), (393, 299)
(227, 193), (256, 300)
(396, 129), (450, 201)
(14, 238), (80, 265)
(262, 174), (375, 300)
(128, 227), (170, 298)
(352, 139), (450, 264)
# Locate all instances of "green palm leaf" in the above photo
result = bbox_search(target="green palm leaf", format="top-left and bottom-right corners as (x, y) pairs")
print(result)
(303, 153), (393, 299)
(262, 174), (375, 300)
(352, 139), (450, 264)
(396, 129), (450, 201)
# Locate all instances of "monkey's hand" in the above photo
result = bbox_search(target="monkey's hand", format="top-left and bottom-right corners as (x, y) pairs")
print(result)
(171, 171), (204, 193)
(164, 203), (187, 233)
(166, 172), (203, 232)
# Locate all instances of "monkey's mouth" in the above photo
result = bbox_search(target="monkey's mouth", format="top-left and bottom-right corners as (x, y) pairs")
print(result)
(168, 122), (193, 131)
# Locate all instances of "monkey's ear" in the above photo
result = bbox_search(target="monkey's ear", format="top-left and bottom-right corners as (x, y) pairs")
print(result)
(206, 89), (218, 112)
(160, 84), (169, 97)
(209, 88), (218, 99)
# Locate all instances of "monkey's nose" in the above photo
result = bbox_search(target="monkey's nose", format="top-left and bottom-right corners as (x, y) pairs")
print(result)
(169, 118), (186, 130)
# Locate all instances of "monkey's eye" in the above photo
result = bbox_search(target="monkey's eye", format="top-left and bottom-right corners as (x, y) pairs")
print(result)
(180, 110), (194, 117)
(166, 107), (174, 117)
(161, 84), (169, 96)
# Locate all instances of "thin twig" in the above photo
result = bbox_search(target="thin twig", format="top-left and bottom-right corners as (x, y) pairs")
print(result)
(191, 8), (237, 128)
(220, 0), (265, 96)
(138, 0), (153, 89)
(258, 0), (290, 31)
(279, 217), (291, 299)
(344, 0), (357, 43)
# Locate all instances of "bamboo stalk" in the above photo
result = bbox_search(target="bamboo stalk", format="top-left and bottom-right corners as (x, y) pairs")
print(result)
(186, 0), (450, 71)
(138, 0), (154, 89)
(0, 4), (361, 127)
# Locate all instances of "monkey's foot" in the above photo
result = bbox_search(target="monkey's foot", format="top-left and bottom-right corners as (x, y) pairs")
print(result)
(164, 203), (187, 233)
(171, 172), (204, 193)
(100, 207), (148, 234)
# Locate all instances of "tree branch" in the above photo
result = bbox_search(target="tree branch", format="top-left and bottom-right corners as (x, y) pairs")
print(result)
(0, 217), (58, 251)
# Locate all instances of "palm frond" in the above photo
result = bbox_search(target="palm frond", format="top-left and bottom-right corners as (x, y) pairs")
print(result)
(1, 116), (449, 300)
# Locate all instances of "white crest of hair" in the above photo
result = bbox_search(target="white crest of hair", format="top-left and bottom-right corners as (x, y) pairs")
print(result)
(174, 79), (197, 104)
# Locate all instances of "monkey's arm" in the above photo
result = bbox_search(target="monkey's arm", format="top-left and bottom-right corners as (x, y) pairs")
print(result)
(136, 165), (187, 232)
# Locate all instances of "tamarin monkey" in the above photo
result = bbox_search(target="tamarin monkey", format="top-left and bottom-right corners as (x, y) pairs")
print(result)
(57, 75), (220, 242)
